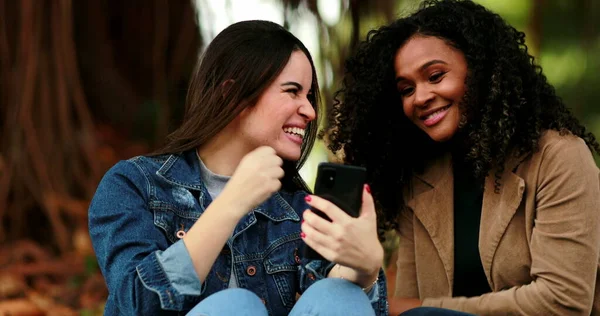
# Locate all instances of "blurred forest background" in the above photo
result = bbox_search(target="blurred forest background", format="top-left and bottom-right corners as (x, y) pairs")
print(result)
(1, 0), (598, 314)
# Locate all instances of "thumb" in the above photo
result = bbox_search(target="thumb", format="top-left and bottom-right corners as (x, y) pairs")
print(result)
(359, 184), (376, 218)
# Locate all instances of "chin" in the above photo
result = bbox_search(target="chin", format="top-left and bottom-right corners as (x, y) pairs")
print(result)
(430, 134), (454, 142)
(426, 128), (458, 143)
(276, 149), (302, 162)
(424, 122), (460, 143)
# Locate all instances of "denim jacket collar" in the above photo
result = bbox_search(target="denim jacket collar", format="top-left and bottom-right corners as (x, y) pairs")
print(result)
(156, 150), (300, 223)
(156, 150), (205, 190)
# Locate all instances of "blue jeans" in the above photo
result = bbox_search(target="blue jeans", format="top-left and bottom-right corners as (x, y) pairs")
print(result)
(186, 278), (375, 316)
(399, 307), (476, 316)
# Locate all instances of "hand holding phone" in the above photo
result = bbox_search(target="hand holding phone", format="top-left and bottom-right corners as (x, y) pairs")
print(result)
(302, 162), (367, 260)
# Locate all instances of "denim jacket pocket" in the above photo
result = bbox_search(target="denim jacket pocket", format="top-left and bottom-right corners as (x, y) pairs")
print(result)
(263, 237), (302, 308)
(151, 201), (200, 244)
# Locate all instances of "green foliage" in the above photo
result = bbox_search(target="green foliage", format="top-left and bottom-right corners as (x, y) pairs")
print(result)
(475, 0), (531, 29)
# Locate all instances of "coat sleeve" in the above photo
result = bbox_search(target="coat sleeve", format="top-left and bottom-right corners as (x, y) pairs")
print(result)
(422, 136), (600, 316)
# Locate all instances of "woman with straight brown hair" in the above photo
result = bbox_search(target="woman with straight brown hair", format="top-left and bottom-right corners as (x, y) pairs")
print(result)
(88, 20), (387, 316)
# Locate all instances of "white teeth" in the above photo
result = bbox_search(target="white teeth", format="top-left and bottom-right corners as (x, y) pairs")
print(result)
(425, 105), (449, 120)
(283, 127), (305, 137)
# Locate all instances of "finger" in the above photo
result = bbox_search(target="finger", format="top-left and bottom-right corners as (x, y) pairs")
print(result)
(271, 179), (282, 193)
(302, 209), (336, 235)
(264, 152), (283, 167)
(259, 164), (283, 181)
(263, 159), (284, 178)
(273, 166), (285, 179)
(359, 184), (376, 218)
(261, 157), (284, 178)
(256, 145), (276, 155)
(260, 151), (282, 166)
(305, 195), (350, 223)
(301, 222), (338, 261)
(302, 219), (335, 246)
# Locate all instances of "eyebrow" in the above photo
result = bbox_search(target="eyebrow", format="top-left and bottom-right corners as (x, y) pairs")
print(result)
(281, 81), (303, 91)
(395, 59), (448, 82)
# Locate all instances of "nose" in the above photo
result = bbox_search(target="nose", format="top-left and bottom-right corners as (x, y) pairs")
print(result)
(413, 85), (434, 108)
(298, 97), (316, 121)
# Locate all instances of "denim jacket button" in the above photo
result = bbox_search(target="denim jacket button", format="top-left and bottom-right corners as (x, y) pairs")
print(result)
(176, 230), (186, 239)
(294, 248), (301, 264)
(246, 265), (257, 276)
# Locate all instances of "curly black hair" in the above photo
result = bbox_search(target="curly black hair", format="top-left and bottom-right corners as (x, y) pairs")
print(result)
(324, 0), (600, 236)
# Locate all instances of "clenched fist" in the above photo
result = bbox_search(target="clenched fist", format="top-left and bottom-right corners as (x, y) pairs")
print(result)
(220, 146), (284, 218)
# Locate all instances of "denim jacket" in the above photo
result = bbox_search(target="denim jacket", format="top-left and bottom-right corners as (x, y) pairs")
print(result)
(89, 150), (387, 315)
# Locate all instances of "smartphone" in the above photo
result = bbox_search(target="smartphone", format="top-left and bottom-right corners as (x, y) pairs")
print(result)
(302, 162), (367, 260)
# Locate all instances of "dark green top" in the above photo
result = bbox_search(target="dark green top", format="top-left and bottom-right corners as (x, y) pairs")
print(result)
(452, 159), (492, 297)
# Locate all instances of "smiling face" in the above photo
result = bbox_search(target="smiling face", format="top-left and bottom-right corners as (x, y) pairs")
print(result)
(237, 50), (316, 161)
(394, 35), (468, 142)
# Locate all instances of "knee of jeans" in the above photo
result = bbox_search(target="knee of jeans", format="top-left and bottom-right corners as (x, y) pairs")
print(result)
(310, 278), (358, 290)
(303, 278), (368, 302)
(189, 288), (266, 315)
(294, 278), (374, 315)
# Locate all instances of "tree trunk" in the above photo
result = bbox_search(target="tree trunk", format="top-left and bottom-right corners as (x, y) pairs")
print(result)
(0, 0), (201, 253)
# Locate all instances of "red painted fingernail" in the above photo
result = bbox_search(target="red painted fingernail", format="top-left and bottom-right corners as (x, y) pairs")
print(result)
(300, 232), (306, 238)
(365, 184), (371, 193)
(304, 195), (311, 202)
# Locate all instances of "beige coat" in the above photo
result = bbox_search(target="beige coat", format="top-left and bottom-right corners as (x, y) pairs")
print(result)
(395, 130), (600, 315)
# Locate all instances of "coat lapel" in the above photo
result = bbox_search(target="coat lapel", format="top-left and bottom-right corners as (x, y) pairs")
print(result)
(408, 153), (455, 291)
(407, 153), (527, 293)
(478, 155), (526, 288)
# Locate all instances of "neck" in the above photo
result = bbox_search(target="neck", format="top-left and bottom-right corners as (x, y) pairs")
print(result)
(197, 126), (250, 176)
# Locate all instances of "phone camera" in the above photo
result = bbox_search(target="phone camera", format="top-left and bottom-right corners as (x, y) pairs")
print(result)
(321, 169), (336, 189)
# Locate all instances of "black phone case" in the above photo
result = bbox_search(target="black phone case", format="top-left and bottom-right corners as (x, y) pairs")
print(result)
(302, 163), (367, 261)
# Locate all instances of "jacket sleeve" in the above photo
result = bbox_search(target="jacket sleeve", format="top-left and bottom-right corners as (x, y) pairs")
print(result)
(89, 160), (205, 314)
(395, 208), (419, 298)
(422, 136), (600, 315)
(370, 268), (389, 316)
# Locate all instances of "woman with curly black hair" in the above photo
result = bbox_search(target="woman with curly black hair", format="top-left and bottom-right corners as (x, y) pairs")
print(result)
(325, 0), (600, 315)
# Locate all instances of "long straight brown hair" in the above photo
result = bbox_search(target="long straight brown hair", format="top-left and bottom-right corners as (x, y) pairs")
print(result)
(152, 20), (321, 192)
